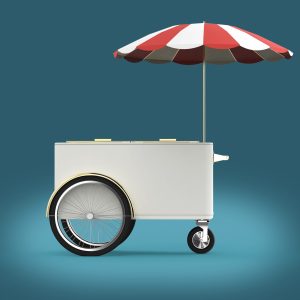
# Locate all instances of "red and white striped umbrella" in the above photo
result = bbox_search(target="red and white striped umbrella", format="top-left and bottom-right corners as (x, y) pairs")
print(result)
(114, 22), (292, 64)
(114, 22), (293, 140)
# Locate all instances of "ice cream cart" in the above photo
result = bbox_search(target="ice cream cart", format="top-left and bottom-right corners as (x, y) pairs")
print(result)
(46, 139), (228, 256)
(46, 22), (292, 256)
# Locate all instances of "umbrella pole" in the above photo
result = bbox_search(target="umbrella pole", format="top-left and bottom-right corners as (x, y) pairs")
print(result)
(202, 61), (206, 143)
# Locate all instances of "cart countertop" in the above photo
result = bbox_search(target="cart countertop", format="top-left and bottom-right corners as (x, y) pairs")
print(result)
(56, 141), (213, 145)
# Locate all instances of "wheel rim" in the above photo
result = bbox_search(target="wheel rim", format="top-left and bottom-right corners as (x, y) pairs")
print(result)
(55, 180), (125, 252)
(192, 231), (210, 249)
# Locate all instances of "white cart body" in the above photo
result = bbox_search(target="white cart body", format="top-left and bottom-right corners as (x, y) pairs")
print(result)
(55, 141), (214, 220)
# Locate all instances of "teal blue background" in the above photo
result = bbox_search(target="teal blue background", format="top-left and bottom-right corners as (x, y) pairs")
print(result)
(1, 0), (299, 299)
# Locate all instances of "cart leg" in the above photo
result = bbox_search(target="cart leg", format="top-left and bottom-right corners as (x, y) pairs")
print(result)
(196, 220), (209, 243)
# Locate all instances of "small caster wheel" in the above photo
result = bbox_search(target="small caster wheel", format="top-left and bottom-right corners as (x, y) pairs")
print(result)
(187, 227), (215, 254)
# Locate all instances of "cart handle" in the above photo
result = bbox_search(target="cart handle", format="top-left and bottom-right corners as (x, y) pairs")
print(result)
(214, 154), (229, 163)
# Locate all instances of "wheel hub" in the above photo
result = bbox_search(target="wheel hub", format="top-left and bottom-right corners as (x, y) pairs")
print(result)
(192, 232), (210, 249)
(86, 212), (94, 220)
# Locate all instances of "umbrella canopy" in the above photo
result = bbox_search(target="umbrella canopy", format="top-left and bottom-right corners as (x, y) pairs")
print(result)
(114, 22), (293, 141)
(114, 22), (293, 64)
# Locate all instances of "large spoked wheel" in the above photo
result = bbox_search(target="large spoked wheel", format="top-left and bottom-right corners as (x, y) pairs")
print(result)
(187, 227), (215, 254)
(49, 175), (134, 256)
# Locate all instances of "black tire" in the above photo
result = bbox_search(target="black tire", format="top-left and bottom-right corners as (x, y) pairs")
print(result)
(49, 174), (134, 256)
(187, 227), (215, 254)
(119, 218), (136, 243)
